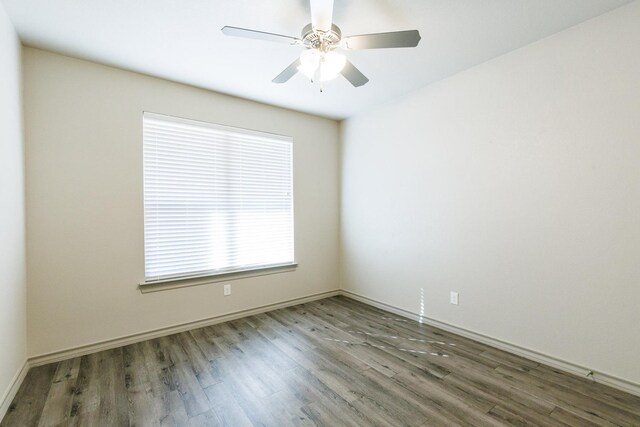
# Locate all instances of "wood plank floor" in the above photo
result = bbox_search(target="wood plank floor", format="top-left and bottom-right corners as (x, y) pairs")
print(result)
(3, 296), (640, 426)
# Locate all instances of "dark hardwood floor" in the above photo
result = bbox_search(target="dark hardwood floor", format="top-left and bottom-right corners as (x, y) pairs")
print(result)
(2, 296), (640, 426)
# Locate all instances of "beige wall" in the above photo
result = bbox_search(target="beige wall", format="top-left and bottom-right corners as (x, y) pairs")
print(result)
(0, 2), (27, 408)
(341, 2), (640, 384)
(23, 48), (340, 357)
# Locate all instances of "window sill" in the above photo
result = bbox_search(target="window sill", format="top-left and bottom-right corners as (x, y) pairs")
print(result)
(138, 263), (298, 294)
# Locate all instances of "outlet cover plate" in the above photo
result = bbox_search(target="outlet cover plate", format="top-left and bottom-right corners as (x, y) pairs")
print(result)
(450, 291), (459, 305)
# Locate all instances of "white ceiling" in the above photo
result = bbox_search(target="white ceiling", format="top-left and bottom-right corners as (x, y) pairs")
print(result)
(2, 0), (633, 119)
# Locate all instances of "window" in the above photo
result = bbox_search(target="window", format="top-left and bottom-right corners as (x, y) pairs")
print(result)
(142, 112), (294, 283)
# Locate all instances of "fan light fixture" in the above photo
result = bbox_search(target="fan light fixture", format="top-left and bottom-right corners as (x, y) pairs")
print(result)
(221, 0), (422, 89)
(298, 49), (346, 82)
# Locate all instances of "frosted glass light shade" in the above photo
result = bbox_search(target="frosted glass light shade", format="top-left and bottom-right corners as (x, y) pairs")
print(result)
(319, 51), (346, 81)
(298, 49), (321, 80)
(298, 49), (346, 82)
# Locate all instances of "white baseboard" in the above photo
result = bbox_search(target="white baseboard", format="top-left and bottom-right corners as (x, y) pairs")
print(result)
(29, 289), (340, 367)
(340, 289), (640, 398)
(0, 359), (29, 422)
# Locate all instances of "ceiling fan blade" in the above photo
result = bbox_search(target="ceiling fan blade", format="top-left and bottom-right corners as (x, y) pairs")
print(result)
(272, 58), (302, 84)
(341, 60), (369, 87)
(342, 30), (421, 49)
(310, 0), (334, 32)
(221, 26), (300, 45)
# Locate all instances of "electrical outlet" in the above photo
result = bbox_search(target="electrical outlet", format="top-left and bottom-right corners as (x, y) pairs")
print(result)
(224, 284), (231, 296)
(450, 291), (459, 305)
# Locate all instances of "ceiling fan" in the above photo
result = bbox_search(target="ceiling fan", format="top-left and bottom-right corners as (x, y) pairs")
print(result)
(221, 0), (421, 89)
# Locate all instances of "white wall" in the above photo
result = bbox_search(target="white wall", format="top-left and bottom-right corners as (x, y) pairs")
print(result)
(341, 1), (640, 384)
(0, 1), (27, 409)
(24, 48), (340, 357)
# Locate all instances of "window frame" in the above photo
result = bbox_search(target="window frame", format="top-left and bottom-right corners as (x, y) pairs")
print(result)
(139, 112), (296, 291)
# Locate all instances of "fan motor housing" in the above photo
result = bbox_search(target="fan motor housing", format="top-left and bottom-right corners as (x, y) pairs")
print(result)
(301, 23), (342, 50)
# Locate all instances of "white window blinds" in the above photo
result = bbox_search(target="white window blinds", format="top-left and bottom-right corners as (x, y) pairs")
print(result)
(143, 112), (294, 282)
